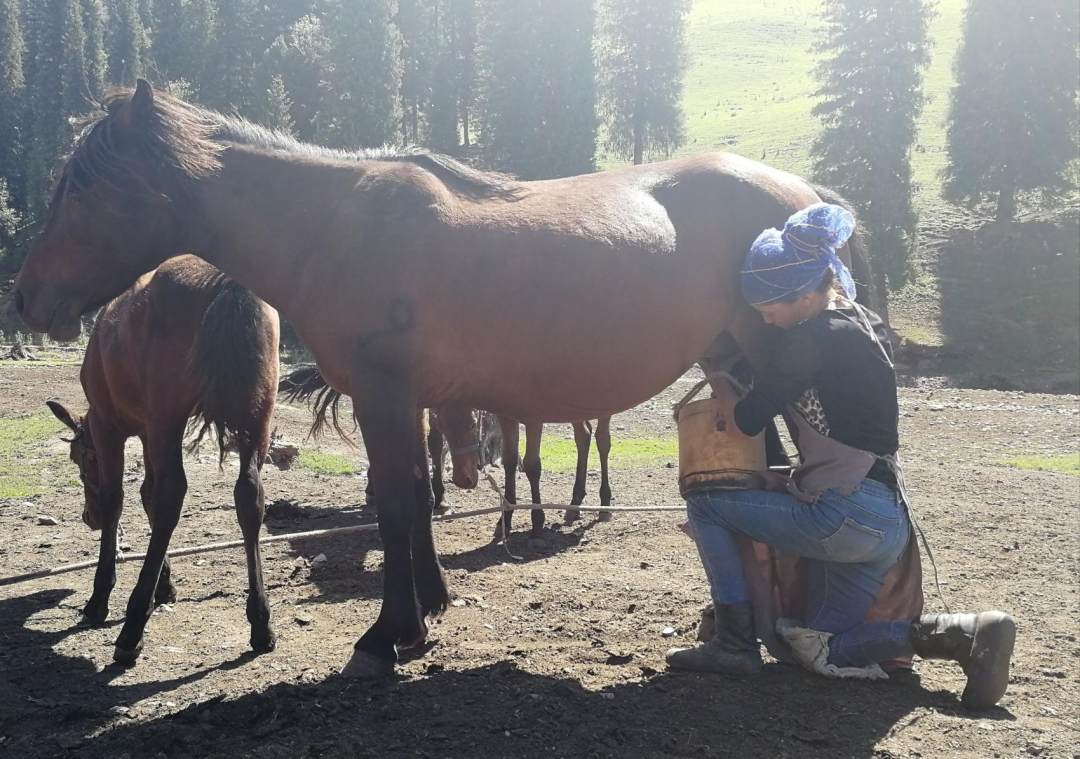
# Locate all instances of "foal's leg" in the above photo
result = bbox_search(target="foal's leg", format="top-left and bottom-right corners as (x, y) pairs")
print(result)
(412, 410), (450, 623)
(343, 368), (427, 678)
(596, 416), (613, 522)
(427, 418), (447, 514)
(523, 422), (545, 538)
(83, 425), (126, 626)
(234, 427), (276, 654)
(494, 417), (520, 541)
(114, 423), (187, 665)
(138, 448), (176, 605)
(565, 421), (592, 524)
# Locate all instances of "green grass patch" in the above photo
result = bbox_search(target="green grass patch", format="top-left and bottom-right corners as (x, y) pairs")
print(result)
(526, 436), (678, 473)
(666, 0), (967, 219)
(998, 454), (1079, 477)
(296, 449), (362, 476)
(0, 413), (76, 499)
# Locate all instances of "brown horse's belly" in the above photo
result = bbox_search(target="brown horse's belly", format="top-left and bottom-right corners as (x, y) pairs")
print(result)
(444, 288), (725, 423)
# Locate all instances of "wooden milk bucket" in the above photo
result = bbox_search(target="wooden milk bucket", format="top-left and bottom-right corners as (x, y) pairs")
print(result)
(674, 374), (766, 497)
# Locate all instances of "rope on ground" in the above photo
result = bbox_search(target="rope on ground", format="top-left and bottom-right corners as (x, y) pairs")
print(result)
(0, 472), (687, 588)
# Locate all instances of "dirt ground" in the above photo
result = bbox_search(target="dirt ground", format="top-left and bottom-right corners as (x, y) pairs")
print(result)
(0, 360), (1077, 759)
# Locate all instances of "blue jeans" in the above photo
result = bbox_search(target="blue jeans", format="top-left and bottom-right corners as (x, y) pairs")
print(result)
(687, 478), (915, 667)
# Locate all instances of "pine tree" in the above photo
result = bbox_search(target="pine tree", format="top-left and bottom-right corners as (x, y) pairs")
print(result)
(202, 0), (263, 114)
(320, 0), (402, 148)
(107, 0), (150, 85)
(598, 0), (690, 165)
(262, 14), (332, 142)
(398, 0), (434, 144)
(478, 0), (596, 179)
(260, 74), (296, 136)
(81, 0), (107, 97)
(943, 1), (1079, 221)
(0, 177), (19, 256)
(150, 0), (188, 82)
(810, 0), (932, 291)
(449, 0), (476, 149)
(0, 0), (26, 209)
(60, 0), (90, 114)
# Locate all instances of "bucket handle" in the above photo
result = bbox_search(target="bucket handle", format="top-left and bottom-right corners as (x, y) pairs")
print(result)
(672, 371), (750, 420)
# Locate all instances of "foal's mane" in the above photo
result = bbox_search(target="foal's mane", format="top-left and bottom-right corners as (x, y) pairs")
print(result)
(67, 87), (520, 201)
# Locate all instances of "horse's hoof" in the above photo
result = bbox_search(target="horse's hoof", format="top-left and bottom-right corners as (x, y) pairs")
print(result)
(564, 510), (581, 524)
(598, 510), (613, 523)
(155, 585), (178, 606)
(432, 505), (451, 516)
(341, 649), (395, 679)
(81, 605), (108, 627)
(251, 628), (277, 654)
(113, 643), (143, 666)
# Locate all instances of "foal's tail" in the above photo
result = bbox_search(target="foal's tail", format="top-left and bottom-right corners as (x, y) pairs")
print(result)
(278, 365), (355, 444)
(190, 279), (278, 463)
(811, 183), (877, 312)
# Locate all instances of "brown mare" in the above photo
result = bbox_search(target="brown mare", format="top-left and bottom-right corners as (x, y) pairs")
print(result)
(15, 82), (869, 677)
(45, 255), (279, 664)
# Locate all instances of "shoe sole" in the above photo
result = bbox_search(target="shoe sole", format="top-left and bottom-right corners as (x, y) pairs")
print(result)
(961, 611), (1016, 709)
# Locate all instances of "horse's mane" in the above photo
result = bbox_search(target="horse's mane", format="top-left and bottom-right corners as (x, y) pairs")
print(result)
(67, 87), (520, 201)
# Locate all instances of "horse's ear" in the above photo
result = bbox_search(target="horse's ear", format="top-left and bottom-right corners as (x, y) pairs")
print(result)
(117, 79), (155, 132)
(46, 400), (80, 433)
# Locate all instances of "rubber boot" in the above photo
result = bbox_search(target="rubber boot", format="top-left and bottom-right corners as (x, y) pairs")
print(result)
(911, 611), (1016, 709)
(666, 602), (762, 675)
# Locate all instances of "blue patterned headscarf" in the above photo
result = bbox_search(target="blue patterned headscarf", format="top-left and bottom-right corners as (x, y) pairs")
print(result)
(739, 202), (857, 306)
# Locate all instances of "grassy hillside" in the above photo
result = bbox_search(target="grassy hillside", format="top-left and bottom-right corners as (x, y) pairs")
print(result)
(677, 0), (966, 220)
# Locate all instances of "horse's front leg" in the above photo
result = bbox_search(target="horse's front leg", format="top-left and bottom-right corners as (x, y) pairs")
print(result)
(83, 424), (126, 626)
(342, 370), (425, 678)
(114, 424), (186, 665)
(523, 422), (545, 538)
(596, 416), (613, 522)
(493, 417), (520, 541)
(565, 421), (592, 524)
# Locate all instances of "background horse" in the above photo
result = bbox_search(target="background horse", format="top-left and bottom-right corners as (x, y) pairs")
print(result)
(46, 255), (279, 665)
(278, 366), (482, 512)
(492, 416), (614, 542)
(15, 82), (869, 677)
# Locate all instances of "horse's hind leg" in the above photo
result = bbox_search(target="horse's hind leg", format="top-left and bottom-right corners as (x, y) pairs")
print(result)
(114, 423), (187, 665)
(234, 426), (276, 654)
(138, 452), (176, 605)
(83, 423), (126, 626)
(412, 410), (450, 624)
(596, 416), (613, 522)
(493, 417), (519, 541)
(565, 421), (592, 524)
(523, 422), (545, 539)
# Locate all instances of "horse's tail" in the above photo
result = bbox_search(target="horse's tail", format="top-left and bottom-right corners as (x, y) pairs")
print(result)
(278, 364), (355, 444)
(811, 183), (878, 312)
(189, 279), (277, 463)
